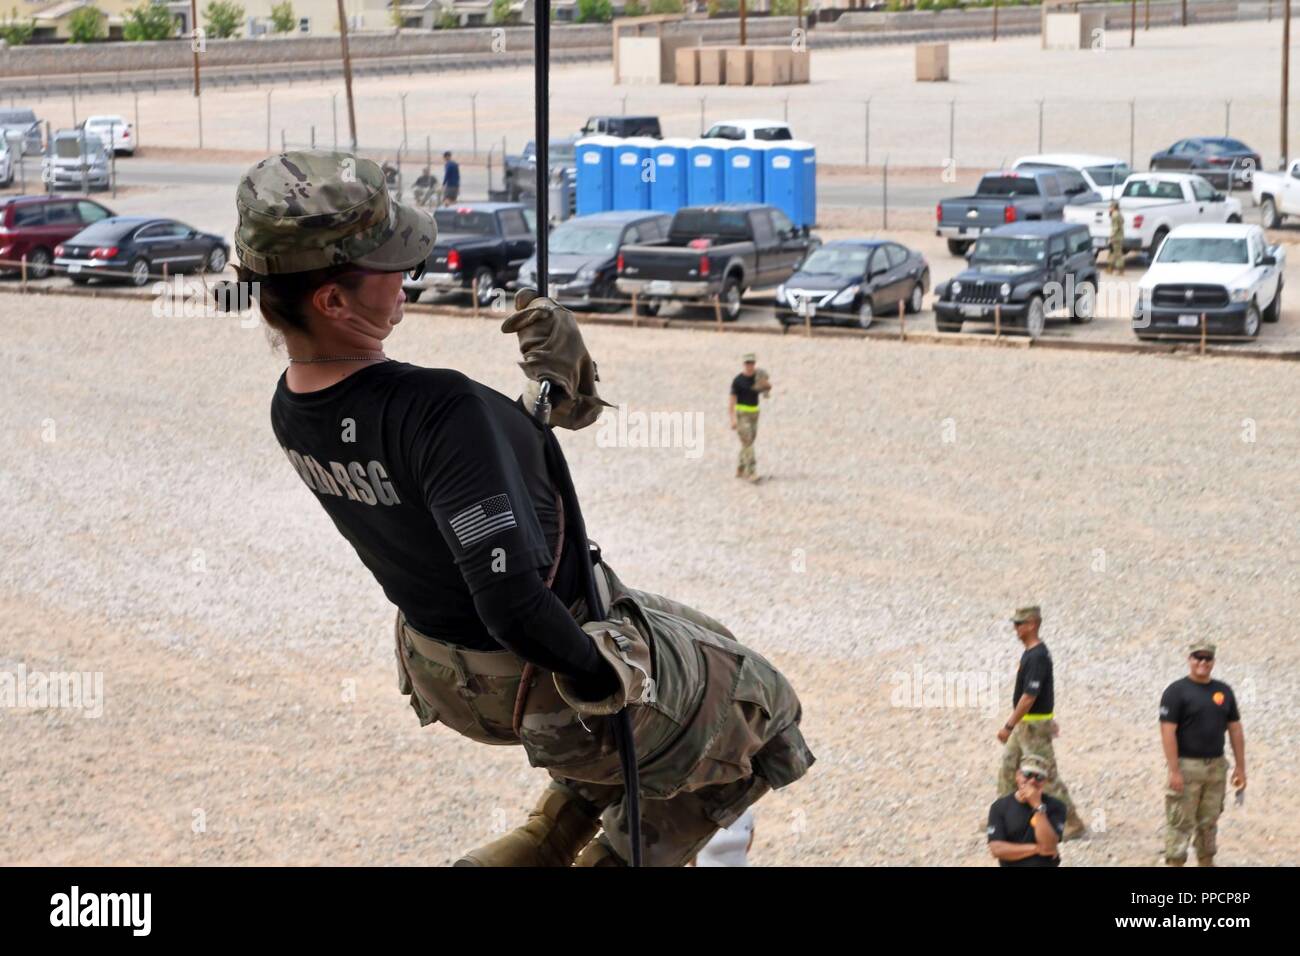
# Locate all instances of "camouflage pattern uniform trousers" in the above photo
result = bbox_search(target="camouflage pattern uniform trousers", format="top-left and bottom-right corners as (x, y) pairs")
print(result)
(1165, 756), (1228, 863)
(997, 719), (1081, 822)
(1108, 208), (1125, 274)
(736, 411), (759, 478)
(394, 559), (815, 866)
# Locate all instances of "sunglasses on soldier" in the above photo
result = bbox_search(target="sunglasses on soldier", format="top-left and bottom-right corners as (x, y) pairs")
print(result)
(1191, 653), (1215, 662)
(345, 262), (428, 283)
(1021, 771), (1046, 782)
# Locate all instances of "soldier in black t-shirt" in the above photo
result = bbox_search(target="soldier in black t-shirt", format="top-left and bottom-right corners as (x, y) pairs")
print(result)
(1159, 640), (1246, 867)
(996, 605), (1086, 841)
(729, 352), (771, 482)
(987, 754), (1067, 867)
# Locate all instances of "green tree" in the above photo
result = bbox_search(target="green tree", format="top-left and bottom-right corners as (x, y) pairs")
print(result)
(622, 0), (643, 14)
(122, 0), (178, 40)
(648, 0), (682, 12)
(435, 8), (458, 28)
(67, 5), (106, 42)
(203, 0), (244, 38)
(0, 7), (36, 45)
(269, 1), (294, 32)
(770, 0), (797, 14)
(576, 0), (612, 21)
(491, 0), (512, 23)
(706, 0), (738, 16)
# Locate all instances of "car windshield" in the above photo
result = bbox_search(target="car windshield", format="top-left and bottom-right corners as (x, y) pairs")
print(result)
(0, 109), (36, 125)
(523, 141), (575, 163)
(434, 209), (497, 236)
(752, 126), (792, 141)
(670, 209), (750, 240)
(1086, 164), (1131, 187)
(1122, 179), (1184, 199)
(550, 225), (623, 255)
(703, 125), (744, 141)
(977, 175), (1041, 196)
(53, 137), (92, 159)
(1156, 237), (1249, 264)
(970, 236), (1047, 264)
(799, 246), (870, 274)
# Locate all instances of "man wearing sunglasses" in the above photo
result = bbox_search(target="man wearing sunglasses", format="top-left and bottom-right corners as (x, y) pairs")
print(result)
(987, 754), (1067, 867)
(1159, 641), (1245, 867)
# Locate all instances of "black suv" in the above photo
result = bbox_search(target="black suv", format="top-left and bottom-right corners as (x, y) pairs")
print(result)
(580, 115), (662, 139)
(933, 221), (1098, 339)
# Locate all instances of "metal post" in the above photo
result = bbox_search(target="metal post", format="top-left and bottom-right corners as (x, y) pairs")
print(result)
(332, 92), (338, 150)
(783, 97), (789, 122)
(337, 0), (359, 150)
(740, 0), (747, 46)
(1037, 99), (1044, 153)
(948, 100), (955, 163)
(1145, 0), (1150, 29)
(993, 0), (999, 42)
(700, 97), (706, 136)
(311, 125), (316, 149)
(864, 98), (870, 168)
(111, 121), (118, 198)
(281, 129), (286, 152)
(400, 92), (408, 151)
(266, 90), (273, 152)
(882, 154), (889, 230)
(71, 89), (77, 127)
(1130, 0), (1135, 47)
(471, 91), (478, 157)
(534, 0), (551, 285)
(1225, 99), (1231, 137)
(1129, 99), (1136, 170)
(1284, 0), (1292, 164)
(190, 0), (201, 95)
(621, 94), (628, 115)
(1181, 0), (1187, 25)
(898, 299), (905, 341)
(134, 92), (139, 150)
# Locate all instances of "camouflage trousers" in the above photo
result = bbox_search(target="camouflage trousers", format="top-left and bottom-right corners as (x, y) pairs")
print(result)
(394, 559), (815, 866)
(997, 719), (1082, 824)
(1108, 235), (1125, 273)
(1165, 756), (1228, 864)
(736, 411), (759, 477)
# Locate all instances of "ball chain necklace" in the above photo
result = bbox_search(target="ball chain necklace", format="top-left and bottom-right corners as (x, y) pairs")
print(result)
(288, 353), (389, 364)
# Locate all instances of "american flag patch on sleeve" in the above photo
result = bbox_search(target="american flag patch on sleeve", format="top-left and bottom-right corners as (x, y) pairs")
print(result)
(449, 493), (517, 549)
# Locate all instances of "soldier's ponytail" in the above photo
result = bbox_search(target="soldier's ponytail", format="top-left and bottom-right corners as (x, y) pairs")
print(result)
(211, 263), (365, 335)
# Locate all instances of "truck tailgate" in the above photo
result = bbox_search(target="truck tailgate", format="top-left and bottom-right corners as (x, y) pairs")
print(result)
(619, 244), (712, 283)
(939, 197), (1013, 231)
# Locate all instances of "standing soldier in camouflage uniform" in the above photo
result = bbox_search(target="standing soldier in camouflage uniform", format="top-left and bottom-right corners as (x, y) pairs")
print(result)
(1107, 200), (1126, 274)
(729, 353), (771, 482)
(1159, 641), (1246, 867)
(230, 151), (814, 867)
(996, 606), (1086, 841)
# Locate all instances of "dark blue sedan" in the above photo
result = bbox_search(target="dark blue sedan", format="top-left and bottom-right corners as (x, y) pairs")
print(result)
(54, 216), (228, 286)
(776, 239), (929, 329)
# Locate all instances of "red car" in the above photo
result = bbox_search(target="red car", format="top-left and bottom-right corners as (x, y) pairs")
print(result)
(0, 194), (115, 280)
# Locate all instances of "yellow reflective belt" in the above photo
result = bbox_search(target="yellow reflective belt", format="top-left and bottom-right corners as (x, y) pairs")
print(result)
(1021, 713), (1055, 722)
(735, 404), (760, 413)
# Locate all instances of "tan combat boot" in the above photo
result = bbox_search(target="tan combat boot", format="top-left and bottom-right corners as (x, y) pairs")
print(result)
(1197, 856), (1215, 867)
(454, 783), (602, 867)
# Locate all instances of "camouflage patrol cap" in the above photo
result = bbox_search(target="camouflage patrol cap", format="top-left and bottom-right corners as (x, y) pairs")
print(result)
(1189, 640), (1217, 656)
(1019, 754), (1051, 777)
(234, 150), (435, 275)
(1011, 606), (1042, 624)
(742, 353), (757, 363)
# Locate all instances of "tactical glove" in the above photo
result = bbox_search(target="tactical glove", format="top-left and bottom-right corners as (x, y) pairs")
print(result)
(553, 617), (657, 717)
(502, 289), (613, 431)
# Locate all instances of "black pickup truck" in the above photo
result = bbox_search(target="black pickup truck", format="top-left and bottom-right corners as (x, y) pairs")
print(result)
(403, 203), (535, 307)
(615, 204), (817, 319)
(936, 168), (1099, 257)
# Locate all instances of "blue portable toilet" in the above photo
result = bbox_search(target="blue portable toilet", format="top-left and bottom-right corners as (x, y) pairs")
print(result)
(724, 141), (765, 204)
(687, 139), (727, 206)
(649, 138), (691, 214)
(763, 140), (817, 228)
(575, 136), (618, 216)
(612, 137), (654, 210)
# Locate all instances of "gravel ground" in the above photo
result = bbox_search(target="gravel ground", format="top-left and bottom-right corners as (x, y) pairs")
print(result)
(2, 289), (1298, 865)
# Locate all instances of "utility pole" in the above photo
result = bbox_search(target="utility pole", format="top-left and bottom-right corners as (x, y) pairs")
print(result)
(190, 0), (201, 96)
(1284, 0), (1292, 164)
(337, 0), (358, 151)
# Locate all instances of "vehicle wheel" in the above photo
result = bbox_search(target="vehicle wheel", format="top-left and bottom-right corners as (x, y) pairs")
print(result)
(205, 245), (228, 273)
(719, 276), (743, 321)
(25, 247), (52, 280)
(70, 275), (90, 286)
(129, 257), (151, 287)
(1263, 282), (1282, 322)
(1261, 197), (1282, 229)
(590, 277), (619, 312)
(1070, 279), (1096, 324)
(856, 298), (874, 329)
(1226, 214), (1242, 224)
(946, 239), (971, 257)
(635, 296), (662, 317)
(1024, 296), (1046, 339)
(906, 275), (927, 314)
(1241, 301), (1261, 339)
(935, 318), (962, 333)
(1148, 227), (1168, 262)
(472, 266), (496, 306)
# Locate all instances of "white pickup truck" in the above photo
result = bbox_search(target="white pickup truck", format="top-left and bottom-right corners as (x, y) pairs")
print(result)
(1133, 223), (1283, 341)
(1063, 172), (1242, 258)
(1251, 158), (1300, 227)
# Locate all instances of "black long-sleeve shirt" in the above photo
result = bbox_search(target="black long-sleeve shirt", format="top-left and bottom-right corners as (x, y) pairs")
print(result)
(270, 360), (614, 694)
